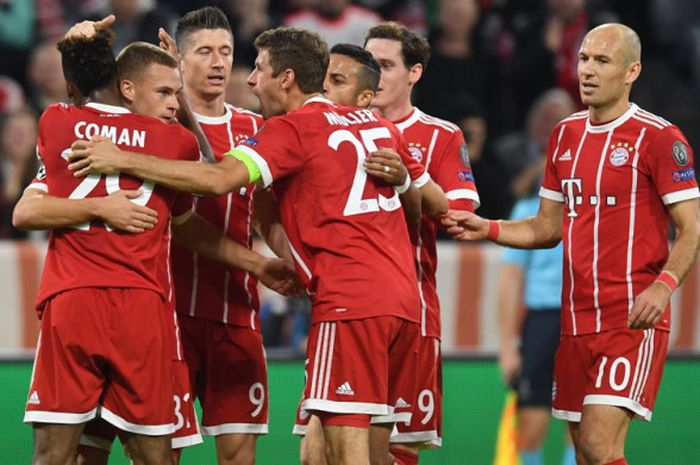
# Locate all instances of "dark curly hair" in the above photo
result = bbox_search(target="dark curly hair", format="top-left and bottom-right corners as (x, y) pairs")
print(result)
(57, 27), (117, 98)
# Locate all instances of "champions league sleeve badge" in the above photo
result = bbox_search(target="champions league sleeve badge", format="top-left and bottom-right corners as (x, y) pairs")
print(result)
(459, 144), (471, 167)
(672, 140), (689, 166)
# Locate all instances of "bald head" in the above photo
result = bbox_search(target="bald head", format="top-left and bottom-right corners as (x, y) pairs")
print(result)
(586, 23), (641, 65)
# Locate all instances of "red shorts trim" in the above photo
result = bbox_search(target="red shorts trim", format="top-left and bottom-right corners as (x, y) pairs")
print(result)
(24, 288), (175, 435)
(392, 336), (442, 447)
(317, 412), (371, 429)
(180, 317), (268, 436)
(552, 328), (669, 422)
(300, 317), (419, 424)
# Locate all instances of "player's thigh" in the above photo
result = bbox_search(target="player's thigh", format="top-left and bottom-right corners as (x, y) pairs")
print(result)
(33, 422), (85, 465)
(303, 317), (413, 417)
(577, 404), (631, 461)
(200, 324), (268, 433)
(392, 336), (440, 447)
(121, 433), (173, 465)
(26, 289), (112, 423)
(300, 415), (327, 465)
(215, 433), (257, 465)
(323, 425), (370, 465)
(101, 289), (175, 434)
(583, 328), (669, 421)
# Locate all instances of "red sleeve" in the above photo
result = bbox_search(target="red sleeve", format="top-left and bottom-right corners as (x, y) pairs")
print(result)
(539, 125), (566, 203)
(640, 125), (700, 205)
(395, 132), (427, 184)
(236, 117), (305, 188)
(432, 129), (479, 211)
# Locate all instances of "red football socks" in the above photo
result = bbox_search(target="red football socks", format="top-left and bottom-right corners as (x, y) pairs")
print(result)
(390, 447), (419, 465)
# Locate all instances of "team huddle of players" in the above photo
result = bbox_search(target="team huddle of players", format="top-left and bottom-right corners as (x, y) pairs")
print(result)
(15, 5), (700, 465)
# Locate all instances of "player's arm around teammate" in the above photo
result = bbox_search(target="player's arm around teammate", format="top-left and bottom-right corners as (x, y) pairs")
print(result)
(13, 187), (158, 233)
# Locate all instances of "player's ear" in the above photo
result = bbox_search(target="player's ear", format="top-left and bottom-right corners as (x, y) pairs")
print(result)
(408, 63), (423, 86)
(65, 81), (81, 106)
(119, 79), (135, 103)
(280, 69), (295, 90)
(356, 89), (374, 109)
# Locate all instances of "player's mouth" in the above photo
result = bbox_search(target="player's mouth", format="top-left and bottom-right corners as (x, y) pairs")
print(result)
(207, 74), (226, 86)
(581, 82), (597, 93)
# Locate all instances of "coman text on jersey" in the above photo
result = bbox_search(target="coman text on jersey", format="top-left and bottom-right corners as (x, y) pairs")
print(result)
(73, 121), (146, 148)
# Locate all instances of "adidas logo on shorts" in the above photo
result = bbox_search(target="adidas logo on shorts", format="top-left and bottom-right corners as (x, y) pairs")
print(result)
(335, 382), (355, 396)
(28, 391), (40, 405)
(395, 397), (411, 408)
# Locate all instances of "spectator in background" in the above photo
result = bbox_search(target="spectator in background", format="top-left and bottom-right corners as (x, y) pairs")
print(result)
(90, 0), (178, 52)
(0, 0), (65, 91)
(283, 0), (381, 46)
(220, 0), (274, 67)
(492, 88), (575, 198)
(26, 40), (67, 113)
(415, 0), (504, 134)
(0, 75), (25, 113)
(446, 94), (512, 220)
(507, 0), (616, 127)
(0, 107), (38, 239)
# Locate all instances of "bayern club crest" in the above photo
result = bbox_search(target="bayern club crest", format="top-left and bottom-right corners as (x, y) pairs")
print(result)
(408, 144), (424, 162)
(609, 142), (632, 167)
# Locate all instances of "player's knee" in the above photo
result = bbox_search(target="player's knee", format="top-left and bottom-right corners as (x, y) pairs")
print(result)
(217, 435), (256, 465)
(577, 428), (615, 464)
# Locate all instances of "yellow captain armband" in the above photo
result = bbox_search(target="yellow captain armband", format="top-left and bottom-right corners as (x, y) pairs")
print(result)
(226, 149), (262, 184)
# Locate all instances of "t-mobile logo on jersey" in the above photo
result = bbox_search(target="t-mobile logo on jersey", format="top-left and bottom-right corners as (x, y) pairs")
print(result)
(561, 178), (583, 217)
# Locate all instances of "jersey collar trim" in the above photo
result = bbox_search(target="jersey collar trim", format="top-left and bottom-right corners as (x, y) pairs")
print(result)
(586, 103), (638, 133)
(194, 105), (233, 124)
(394, 107), (421, 132)
(304, 95), (332, 106)
(85, 102), (131, 114)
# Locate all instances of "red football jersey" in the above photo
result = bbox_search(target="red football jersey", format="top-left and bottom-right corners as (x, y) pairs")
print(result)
(171, 104), (265, 328)
(394, 108), (480, 338)
(235, 96), (419, 324)
(540, 104), (700, 335)
(33, 102), (199, 312)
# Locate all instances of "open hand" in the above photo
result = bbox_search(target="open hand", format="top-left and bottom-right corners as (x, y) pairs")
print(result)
(68, 136), (125, 176)
(99, 189), (158, 233)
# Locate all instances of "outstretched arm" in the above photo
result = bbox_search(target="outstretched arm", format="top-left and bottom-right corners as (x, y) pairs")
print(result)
(628, 198), (700, 329)
(68, 137), (251, 196)
(13, 188), (158, 233)
(442, 197), (563, 249)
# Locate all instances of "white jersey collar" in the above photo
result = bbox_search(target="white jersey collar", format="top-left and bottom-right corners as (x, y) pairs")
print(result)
(586, 103), (638, 133)
(194, 105), (233, 125)
(394, 107), (421, 132)
(85, 102), (131, 114)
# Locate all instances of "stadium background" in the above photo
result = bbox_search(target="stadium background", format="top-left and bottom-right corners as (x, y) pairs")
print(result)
(1, 0), (700, 463)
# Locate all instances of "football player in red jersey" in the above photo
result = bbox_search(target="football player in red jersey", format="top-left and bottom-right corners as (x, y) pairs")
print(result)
(69, 27), (424, 465)
(360, 22), (481, 465)
(296, 41), (451, 465)
(15, 18), (298, 465)
(443, 24), (700, 465)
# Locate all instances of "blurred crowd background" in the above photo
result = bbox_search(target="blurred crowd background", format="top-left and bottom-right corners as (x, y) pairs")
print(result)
(0, 0), (699, 348)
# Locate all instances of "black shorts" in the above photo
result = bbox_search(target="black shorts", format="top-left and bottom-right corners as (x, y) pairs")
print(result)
(513, 309), (561, 408)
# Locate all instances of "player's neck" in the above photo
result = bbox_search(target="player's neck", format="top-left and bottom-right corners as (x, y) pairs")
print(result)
(290, 92), (322, 113)
(589, 99), (631, 125)
(189, 91), (227, 118)
(87, 87), (123, 108)
(377, 99), (414, 123)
